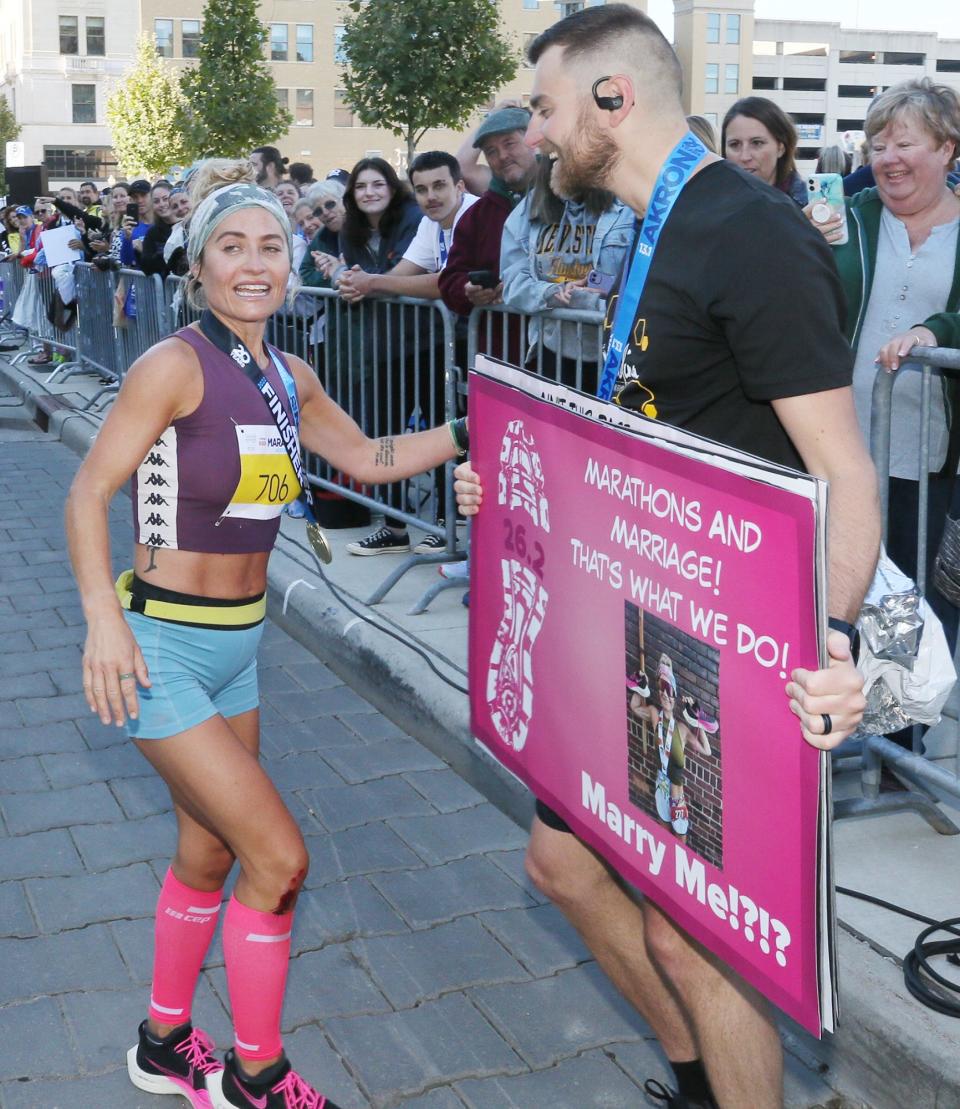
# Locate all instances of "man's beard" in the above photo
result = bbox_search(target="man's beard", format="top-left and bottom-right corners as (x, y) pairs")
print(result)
(550, 109), (621, 199)
(255, 168), (268, 186)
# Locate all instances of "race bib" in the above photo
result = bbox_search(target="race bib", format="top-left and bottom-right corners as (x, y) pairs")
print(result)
(222, 424), (300, 521)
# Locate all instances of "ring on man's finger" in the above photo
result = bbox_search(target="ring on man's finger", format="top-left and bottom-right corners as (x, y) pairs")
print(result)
(821, 713), (833, 735)
(118, 672), (135, 681)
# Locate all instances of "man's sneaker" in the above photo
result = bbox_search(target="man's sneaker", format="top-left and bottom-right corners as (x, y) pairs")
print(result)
(209, 1049), (341, 1109)
(345, 526), (410, 556)
(413, 532), (446, 554)
(127, 1019), (222, 1108)
(627, 669), (651, 697)
(643, 1078), (717, 1109)
(681, 697), (719, 734)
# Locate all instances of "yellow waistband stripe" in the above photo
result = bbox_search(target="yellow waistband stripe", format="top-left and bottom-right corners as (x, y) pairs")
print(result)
(115, 570), (266, 627)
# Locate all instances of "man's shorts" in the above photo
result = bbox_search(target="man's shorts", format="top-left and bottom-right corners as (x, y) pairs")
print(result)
(534, 798), (574, 834)
(124, 609), (264, 739)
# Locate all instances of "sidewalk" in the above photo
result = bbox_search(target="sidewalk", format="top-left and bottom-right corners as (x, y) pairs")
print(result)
(1, 357), (957, 1107)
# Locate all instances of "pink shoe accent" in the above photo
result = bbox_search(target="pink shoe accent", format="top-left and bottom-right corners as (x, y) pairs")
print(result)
(149, 868), (223, 1026)
(271, 1068), (326, 1108)
(223, 896), (292, 1062)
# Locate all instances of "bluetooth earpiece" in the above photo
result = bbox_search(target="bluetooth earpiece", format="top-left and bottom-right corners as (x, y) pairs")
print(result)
(592, 76), (624, 111)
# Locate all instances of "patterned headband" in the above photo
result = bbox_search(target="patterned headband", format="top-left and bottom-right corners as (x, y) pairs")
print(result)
(187, 182), (292, 267)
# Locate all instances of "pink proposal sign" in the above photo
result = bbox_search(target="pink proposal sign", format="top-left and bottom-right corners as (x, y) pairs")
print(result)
(468, 362), (831, 1035)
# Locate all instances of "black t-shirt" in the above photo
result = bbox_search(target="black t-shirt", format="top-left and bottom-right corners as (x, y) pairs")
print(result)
(604, 160), (853, 470)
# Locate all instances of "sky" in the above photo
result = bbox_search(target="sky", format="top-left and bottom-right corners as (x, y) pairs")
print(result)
(646, 0), (960, 42)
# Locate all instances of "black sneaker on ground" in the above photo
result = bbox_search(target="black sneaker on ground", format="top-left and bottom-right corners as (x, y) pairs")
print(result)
(127, 1019), (223, 1108)
(345, 525), (411, 556)
(209, 1049), (341, 1109)
(413, 532), (446, 553)
(643, 1078), (718, 1109)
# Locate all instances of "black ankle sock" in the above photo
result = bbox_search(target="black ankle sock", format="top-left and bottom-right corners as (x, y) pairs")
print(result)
(235, 1053), (288, 1088)
(145, 1021), (189, 1047)
(670, 1058), (715, 1105)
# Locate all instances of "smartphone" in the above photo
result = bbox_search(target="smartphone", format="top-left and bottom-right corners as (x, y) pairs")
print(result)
(468, 269), (498, 289)
(807, 173), (848, 245)
(125, 202), (140, 221)
(586, 268), (615, 297)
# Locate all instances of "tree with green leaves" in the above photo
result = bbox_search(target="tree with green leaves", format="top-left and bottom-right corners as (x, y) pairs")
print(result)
(179, 0), (292, 159)
(340, 0), (518, 164)
(0, 97), (21, 195)
(106, 36), (189, 178)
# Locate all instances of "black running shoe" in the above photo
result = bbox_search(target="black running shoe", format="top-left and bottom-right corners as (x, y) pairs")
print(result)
(644, 1077), (719, 1109)
(127, 1019), (222, 1107)
(209, 1049), (342, 1109)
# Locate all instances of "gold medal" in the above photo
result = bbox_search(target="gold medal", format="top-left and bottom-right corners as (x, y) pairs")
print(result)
(306, 521), (333, 565)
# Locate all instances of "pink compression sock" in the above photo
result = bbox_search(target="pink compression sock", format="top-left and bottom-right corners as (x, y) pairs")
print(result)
(222, 895), (292, 1061)
(149, 868), (223, 1026)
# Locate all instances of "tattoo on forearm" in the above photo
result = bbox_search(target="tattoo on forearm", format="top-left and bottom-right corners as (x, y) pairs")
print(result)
(374, 437), (396, 468)
(144, 546), (159, 573)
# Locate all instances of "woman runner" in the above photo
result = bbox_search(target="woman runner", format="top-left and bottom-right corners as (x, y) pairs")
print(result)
(66, 159), (469, 1109)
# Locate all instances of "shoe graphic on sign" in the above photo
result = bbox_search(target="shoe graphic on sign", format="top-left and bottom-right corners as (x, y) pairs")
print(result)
(487, 559), (548, 752)
(497, 419), (550, 532)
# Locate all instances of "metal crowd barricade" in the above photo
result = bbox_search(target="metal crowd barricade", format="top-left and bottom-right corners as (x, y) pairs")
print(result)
(116, 268), (171, 369)
(64, 262), (126, 409)
(466, 302), (606, 396)
(834, 347), (960, 835)
(30, 267), (80, 370)
(291, 287), (464, 608)
(0, 258), (25, 338)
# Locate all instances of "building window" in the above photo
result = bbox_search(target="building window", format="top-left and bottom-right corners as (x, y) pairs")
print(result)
(782, 77), (826, 91)
(838, 83), (878, 98)
(182, 20), (201, 58)
(334, 89), (353, 127)
(726, 14), (740, 44)
(705, 63), (718, 95)
(523, 0), (539, 7)
(72, 84), (96, 124)
(839, 50), (875, 64)
(752, 75), (776, 90)
(884, 51), (924, 66)
(836, 117), (865, 131)
(704, 112), (718, 127)
(706, 13), (720, 44)
(44, 146), (115, 178)
(270, 24), (288, 61)
(334, 26), (346, 64)
(937, 59), (960, 73)
(86, 16), (105, 56)
(783, 41), (827, 56)
(275, 88), (289, 111)
(523, 32), (537, 66)
(796, 146), (821, 160)
(724, 63), (739, 94)
(296, 88), (313, 126)
(155, 19), (174, 58)
(792, 113), (825, 125)
(296, 25), (313, 63)
(59, 15), (79, 55)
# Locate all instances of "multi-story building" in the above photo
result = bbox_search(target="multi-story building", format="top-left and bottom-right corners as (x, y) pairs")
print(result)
(0, 0), (644, 186)
(675, 0), (960, 166)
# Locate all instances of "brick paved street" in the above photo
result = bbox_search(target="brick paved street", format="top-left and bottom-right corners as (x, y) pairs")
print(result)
(0, 419), (676, 1107)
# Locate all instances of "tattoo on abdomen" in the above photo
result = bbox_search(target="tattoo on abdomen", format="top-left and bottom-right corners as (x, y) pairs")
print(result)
(375, 437), (396, 467)
(144, 546), (159, 573)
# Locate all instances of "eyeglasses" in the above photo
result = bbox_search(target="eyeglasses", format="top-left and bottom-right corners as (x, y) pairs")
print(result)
(313, 200), (339, 215)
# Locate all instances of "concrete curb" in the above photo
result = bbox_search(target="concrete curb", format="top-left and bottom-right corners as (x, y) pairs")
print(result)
(6, 358), (960, 1108)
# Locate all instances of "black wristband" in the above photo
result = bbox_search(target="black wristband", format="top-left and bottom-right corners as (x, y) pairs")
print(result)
(450, 416), (469, 455)
(828, 617), (856, 640)
(828, 616), (860, 660)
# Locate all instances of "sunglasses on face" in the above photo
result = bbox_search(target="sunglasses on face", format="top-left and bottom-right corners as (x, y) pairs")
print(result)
(314, 200), (339, 214)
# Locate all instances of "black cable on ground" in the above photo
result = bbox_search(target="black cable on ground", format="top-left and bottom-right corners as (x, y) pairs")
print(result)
(837, 886), (960, 1016)
(281, 532), (469, 696)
